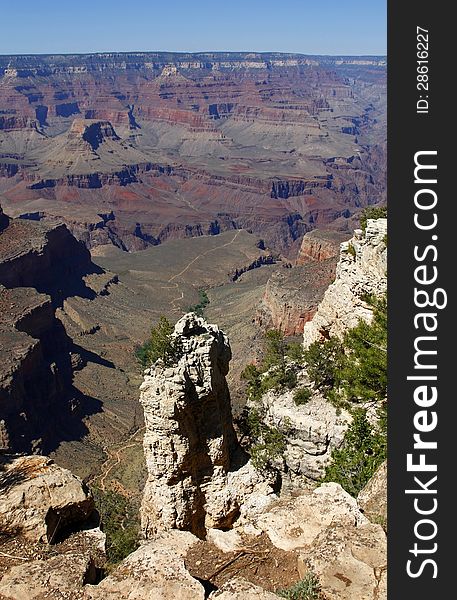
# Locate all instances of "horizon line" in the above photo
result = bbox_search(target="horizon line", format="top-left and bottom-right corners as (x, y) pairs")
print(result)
(0, 50), (387, 59)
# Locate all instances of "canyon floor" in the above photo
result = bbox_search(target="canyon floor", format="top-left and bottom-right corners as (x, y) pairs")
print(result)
(51, 230), (284, 492)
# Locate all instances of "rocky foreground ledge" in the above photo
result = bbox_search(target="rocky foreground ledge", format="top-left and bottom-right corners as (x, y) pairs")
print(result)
(0, 309), (386, 598)
(0, 451), (386, 600)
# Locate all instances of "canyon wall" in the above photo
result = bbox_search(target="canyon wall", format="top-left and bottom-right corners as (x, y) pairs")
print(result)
(303, 219), (387, 347)
(0, 52), (386, 255)
(255, 230), (348, 335)
(0, 208), (108, 452)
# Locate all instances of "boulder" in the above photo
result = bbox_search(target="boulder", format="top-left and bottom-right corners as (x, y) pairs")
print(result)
(300, 522), (387, 600)
(0, 552), (98, 599)
(251, 483), (367, 551)
(209, 577), (280, 599)
(85, 531), (205, 600)
(0, 455), (95, 542)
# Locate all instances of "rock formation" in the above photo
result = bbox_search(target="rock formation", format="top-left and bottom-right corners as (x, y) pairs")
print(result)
(295, 229), (349, 265)
(258, 388), (351, 480)
(85, 531), (206, 600)
(210, 578), (280, 599)
(0, 215), (100, 306)
(0, 286), (73, 451)
(0, 553), (101, 599)
(254, 260), (337, 336)
(0, 454), (95, 542)
(254, 230), (350, 336)
(303, 521), (387, 600)
(244, 483), (386, 600)
(140, 313), (276, 538)
(303, 218), (387, 347)
(0, 207), (113, 453)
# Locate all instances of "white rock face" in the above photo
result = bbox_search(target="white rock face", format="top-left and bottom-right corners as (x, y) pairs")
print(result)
(85, 531), (205, 600)
(0, 455), (95, 542)
(259, 389), (351, 480)
(0, 553), (98, 600)
(303, 219), (387, 348)
(209, 577), (280, 599)
(140, 313), (275, 538)
(250, 483), (368, 551)
(357, 460), (387, 526)
(302, 522), (387, 600)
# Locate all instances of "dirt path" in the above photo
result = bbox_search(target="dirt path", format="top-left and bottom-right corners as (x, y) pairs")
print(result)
(168, 230), (241, 283)
(95, 426), (146, 492)
(176, 191), (199, 213)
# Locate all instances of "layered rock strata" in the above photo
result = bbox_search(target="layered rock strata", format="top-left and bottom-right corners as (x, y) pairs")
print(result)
(295, 229), (349, 265)
(254, 260), (337, 336)
(303, 218), (387, 347)
(255, 230), (349, 336)
(0, 52), (386, 254)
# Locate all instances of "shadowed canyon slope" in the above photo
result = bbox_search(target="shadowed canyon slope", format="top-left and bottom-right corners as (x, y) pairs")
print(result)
(0, 52), (386, 255)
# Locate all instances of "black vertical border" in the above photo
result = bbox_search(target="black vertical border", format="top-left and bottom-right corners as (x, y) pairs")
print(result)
(388, 1), (453, 597)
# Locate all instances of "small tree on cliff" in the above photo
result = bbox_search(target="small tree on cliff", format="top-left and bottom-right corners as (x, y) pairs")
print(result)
(135, 316), (182, 367)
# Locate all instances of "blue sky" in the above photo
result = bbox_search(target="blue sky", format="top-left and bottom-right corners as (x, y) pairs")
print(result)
(0, 0), (386, 56)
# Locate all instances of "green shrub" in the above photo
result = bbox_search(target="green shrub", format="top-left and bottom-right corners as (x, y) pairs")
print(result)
(277, 572), (321, 599)
(240, 329), (309, 471)
(92, 488), (139, 567)
(250, 425), (287, 471)
(135, 316), (182, 367)
(286, 342), (305, 363)
(240, 404), (287, 470)
(263, 329), (289, 371)
(359, 205), (387, 233)
(323, 408), (386, 497)
(346, 242), (356, 258)
(187, 289), (210, 317)
(340, 296), (387, 404)
(303, 296), (387, 407)
(302, 338), (345, 395)
(241, 329), (300, 402)
(303, 295), (387, 495)
(241, 363), (263, 403)
(293, 387), (312, 406)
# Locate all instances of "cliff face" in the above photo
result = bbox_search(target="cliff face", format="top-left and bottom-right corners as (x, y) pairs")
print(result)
(303, 219), (387, 347)
(0, 205), (9, 231)
(0, 217), (100, 306)
(0, 208), (108, 453)
(254, 261), (336, 336)
(0, 286), (73, 451)
(295, 229), (349, 265)
(140, 313), (276, 539)
(254, 230), (348, 336)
